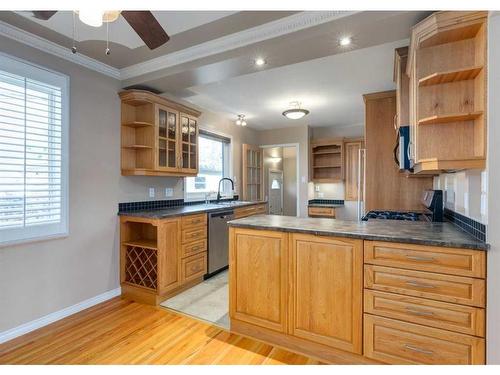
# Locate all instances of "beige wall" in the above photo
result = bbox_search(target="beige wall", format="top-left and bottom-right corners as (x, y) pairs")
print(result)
(282, 147), (297, 216)
(487, 12), (500, 364)
(0, 36), (257, 334)
(257, 125), (309, 217)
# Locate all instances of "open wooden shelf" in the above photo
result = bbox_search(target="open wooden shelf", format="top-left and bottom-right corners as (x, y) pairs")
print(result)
(123, 239), (158, 250)
(122, 144), (153, 150)
(419, 66), (483, 87)
(418, 111), (483, 125)
(122, 121), (154, 128)
(313, 150), (341, 155)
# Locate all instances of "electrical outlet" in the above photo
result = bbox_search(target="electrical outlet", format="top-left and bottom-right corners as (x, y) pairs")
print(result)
(149, 187), (155, 198)
(165, 188), (174, 197)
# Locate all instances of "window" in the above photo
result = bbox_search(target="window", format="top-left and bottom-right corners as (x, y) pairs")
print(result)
(185, 130), (230, 200)
(0, 53), (69, 245)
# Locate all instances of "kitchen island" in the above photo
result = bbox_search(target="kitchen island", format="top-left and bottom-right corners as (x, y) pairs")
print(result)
(228, 215), (487, 365)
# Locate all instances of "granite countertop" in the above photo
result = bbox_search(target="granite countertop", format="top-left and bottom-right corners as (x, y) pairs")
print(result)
(228, 215), (489, 251)
(118, 201), (266, 219)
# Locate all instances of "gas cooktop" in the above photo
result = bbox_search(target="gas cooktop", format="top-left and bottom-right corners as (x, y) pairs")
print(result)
(362, 210), (425, 221)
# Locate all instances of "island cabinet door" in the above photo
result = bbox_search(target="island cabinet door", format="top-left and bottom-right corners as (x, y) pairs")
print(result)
(157, 218), (181, 294)
(289, 233), (363, 354)
(229, 228), (288, 333)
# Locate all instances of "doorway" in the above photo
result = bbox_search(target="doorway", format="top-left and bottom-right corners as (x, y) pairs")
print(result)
(268, 170), (283, 215)
(261, 144), (299, 216)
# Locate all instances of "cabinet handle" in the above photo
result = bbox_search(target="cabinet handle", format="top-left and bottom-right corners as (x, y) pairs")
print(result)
(406, 280), (435, 289)
(405, 255), (435, 262)
(405, 307), (435, 316)
(403, 344), (434, 355)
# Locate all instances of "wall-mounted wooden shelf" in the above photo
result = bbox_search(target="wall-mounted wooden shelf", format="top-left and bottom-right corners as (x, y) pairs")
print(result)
(418, 111), (483, 125)
(313, 150), (341, 155)
(310, 138), (344, 182)
(122, 121), (154, 128)
(312, 165), (341, 169)
(418, 66), (483, 87)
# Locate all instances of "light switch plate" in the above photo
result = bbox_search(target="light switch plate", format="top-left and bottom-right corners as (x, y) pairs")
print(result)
(149, 187), (155, 198)
(315, 185), (320, 192)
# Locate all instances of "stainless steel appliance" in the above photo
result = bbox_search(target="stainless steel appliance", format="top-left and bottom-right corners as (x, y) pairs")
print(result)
(394, 126), (412, 171)
(207, 209), (234, 277)
(362, 189), (443, 222)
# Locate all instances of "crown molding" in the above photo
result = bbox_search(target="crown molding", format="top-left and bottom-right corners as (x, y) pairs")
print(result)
(0, 11), (357, 82)
(0, 20), (121, 79)
(120, 11), (357, 80)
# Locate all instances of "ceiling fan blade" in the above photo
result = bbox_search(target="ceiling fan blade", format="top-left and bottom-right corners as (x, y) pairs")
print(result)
(121, 11), (170, 50)
(32, 11), (57, 20)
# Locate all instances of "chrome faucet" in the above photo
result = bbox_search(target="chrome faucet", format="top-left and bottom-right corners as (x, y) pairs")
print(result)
(217, 178), (234, 202)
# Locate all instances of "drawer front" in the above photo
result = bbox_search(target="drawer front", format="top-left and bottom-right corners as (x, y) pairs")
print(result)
(181, 253), (207, 283)
(364, 290), (485, 337)
(364, 315), (485, 364)
(364, 265), (485, 307)
(182, 226), (207, 244)
(181, 239), (207, 258)
(234, 204), (267, 218)
(364, 241), (486, 278)
(181, 213), (206, 228)
(308, 207), (335, 217)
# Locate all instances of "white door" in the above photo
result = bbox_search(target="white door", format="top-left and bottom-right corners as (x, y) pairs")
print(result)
(268, 170), (283, 215)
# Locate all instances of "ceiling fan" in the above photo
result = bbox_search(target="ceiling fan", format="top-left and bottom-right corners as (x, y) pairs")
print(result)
(31, 11), (169, 50)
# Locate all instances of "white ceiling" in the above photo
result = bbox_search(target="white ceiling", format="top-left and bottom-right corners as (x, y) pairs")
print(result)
(184, 39), (408, 130)
(16, 11), (236, 49)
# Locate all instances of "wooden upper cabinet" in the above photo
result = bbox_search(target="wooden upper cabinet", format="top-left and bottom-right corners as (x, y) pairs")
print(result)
(289, 233), (363, 354)
(229, 228), (288, 333)
(407, 11), (488, 174)
(310, 138), (344, 182)
(242, 144), (263, 201)
(344, 139), (364, 201)
(119, 90), (201, 177)
(394, 47), (410, 130)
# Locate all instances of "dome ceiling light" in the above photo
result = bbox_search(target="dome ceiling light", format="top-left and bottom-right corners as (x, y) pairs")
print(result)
(282, 101), (310, 120)
(235, 114), (247, 127)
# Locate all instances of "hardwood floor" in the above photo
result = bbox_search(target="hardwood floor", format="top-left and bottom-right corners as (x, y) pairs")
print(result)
(0, 297), (323, 365)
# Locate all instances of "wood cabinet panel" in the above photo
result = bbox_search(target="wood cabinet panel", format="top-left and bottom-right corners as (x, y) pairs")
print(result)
(157, 218), (181, 294)
(229, 228), (288, 333)
(181, 213), (206, 228)
(181, 239), (207, 258)
(364, 314), (485, 364)
(181, 252), (207, 283)
(307, 206), (335, 218)
(344, 140), (363, 201)
(181, 226), (207, 244)
(364, 265), (485, 307)
(234, 204), (267, 219)
(290, 234), (363, 354)
(364, 241), (486, 278)
(364, 290), (485, 337)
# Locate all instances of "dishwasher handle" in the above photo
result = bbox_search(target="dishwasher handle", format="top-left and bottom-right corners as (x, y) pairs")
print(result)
(210, 210), (234, 219)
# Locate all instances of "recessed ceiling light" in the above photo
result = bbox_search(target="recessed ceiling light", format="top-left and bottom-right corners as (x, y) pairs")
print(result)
(254, 58), (266, 66)
(339, 36), (352, 46)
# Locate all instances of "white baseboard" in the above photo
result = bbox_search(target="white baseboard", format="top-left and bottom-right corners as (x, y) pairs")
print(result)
(0, 287), (121, 344)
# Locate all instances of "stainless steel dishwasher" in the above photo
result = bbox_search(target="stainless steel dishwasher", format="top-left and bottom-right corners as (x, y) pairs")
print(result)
(207, 209), (234, 277)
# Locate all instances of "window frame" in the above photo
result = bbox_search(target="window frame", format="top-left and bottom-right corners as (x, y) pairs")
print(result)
(0, 52), (70, 247)
(184, 128), (233, 202)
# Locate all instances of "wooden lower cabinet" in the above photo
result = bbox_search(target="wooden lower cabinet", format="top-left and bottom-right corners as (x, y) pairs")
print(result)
(181, 252), (207, 283)
(229, 228), (363, 357)
(234, 203), (267, 219)
(289, 233), (363, 354)
(364, 314), (485, 365)
(307, 206), (336, 218)
(157, 218), (182, 293)
(229, 228), (288, 333)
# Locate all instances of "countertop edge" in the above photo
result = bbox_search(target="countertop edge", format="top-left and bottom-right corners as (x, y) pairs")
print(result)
(227, 221), (489, 251)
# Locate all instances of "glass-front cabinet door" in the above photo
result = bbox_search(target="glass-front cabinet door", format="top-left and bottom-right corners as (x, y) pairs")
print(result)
(156, 105), (179, 171)
(180, 113), (198, 174)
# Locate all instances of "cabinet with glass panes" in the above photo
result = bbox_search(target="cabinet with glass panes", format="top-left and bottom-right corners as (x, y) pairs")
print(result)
(119, 90), (201, 177)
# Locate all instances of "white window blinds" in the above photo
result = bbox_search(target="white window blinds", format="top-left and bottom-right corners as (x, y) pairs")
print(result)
(0, 53), (69, 245)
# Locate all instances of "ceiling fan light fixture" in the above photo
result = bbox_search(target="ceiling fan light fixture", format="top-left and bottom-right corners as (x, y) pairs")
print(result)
(282, 102), (309, 120)
(77, 10), (105, 27)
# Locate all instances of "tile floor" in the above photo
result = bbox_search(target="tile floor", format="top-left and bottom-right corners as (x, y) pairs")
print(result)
(161, 270), (229, 329)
